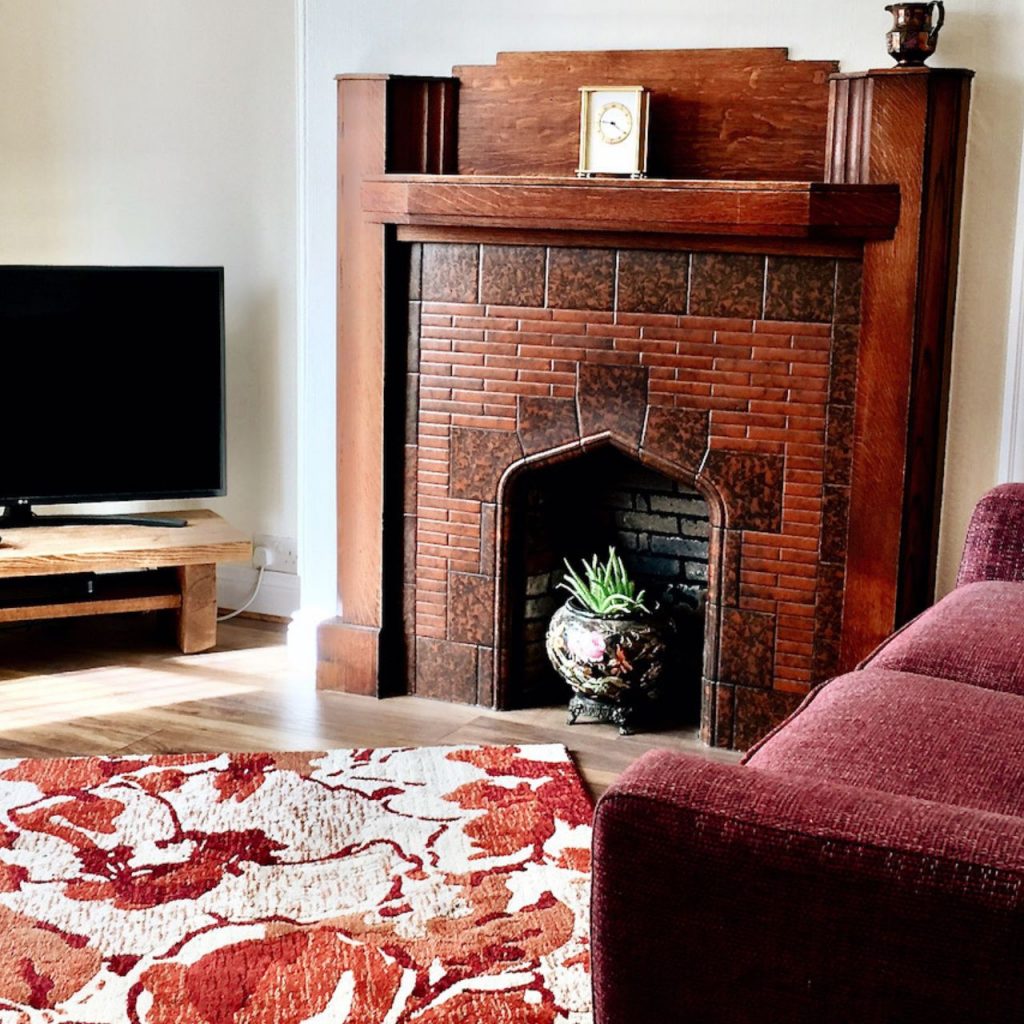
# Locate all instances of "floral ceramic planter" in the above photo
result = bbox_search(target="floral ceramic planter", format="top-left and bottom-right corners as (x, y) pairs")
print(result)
(545, 599), (671, 733)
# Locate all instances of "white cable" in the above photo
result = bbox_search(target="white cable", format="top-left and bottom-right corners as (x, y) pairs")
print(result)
(217, 565), (266, 622)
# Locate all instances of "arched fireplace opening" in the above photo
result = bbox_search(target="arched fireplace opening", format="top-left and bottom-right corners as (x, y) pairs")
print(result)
(496, 444), (712, 726)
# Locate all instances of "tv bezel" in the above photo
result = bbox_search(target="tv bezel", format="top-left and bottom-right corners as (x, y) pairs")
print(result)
(0, 264), (227, 508)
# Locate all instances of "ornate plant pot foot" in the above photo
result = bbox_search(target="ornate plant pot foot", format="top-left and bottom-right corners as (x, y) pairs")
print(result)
(567, 693), (638, 735)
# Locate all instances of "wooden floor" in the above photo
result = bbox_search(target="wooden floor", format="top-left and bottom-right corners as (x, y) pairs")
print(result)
(0, 613), (739, 798)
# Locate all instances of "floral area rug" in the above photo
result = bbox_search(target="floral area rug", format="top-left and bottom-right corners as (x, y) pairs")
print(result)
(0, 744), (592, 1023)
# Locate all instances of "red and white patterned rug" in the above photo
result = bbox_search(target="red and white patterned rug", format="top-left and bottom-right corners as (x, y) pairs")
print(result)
(0, 744), (592, 1023)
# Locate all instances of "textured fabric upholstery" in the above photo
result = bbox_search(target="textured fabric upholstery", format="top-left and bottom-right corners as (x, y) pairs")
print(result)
(592, 750), (1024, 1024)
(957, 483), (1024, 585)
(862, 581), (1024, 695)
(745, 668), (1024, 815)
(591, 485), (1024, 1023)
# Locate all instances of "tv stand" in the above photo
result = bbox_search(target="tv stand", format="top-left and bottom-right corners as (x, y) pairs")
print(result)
(0, 503), (187, 529)
(0, 510), (250, 652)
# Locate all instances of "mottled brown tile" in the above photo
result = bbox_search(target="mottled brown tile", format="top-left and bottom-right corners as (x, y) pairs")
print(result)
(812, 562), (845, 681)
(421, 243), (480, 303)
(719, 529), (742, 608)
(688, 253), (765, 319)
(405, 376), (419, 445)
(701, 450), (784, 532)
(403, 583), (417, 686)
(714, 681), (736, 749)
(834, 259), (863, 324)
(641, 406), (709, 473)
(829, 323), (859, 406)
(577, 364), (648, 446)
(821, 484), (850, 564)
(481, 245), (546, 307)
(477, 646), (495, 707)
(415, 637), (478, 703)
(448, 572), (495, 646)
(547, 247), (615, 310)
(518, 396), (579, 454)
(733, 688), (805, 750)
(718, 608), (776, 688)
(824, 404), (854, 487)
(408, 243), (423, 301)
(449, 427), (524, 502)
(616, 249), (689, 314)
(480, 502), (497, 575)
(764, 256), (837, 323)
(404, 514), (417, 584)
(407, 301), (422, 373)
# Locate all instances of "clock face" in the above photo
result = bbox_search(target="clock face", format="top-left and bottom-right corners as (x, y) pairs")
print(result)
(578, 87), (648, 177)
(597, 102), (633, 145)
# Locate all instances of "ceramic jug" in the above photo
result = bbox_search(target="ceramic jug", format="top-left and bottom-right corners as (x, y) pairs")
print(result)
(885, 1), (945, 65)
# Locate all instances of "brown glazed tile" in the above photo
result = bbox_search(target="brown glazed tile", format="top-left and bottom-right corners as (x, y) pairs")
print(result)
(403, 445), (417, 515)
(448, 572), (495, 646)
(688, 253), (765, 319)
(812, 562), (845, 681)
(834, 259), (863, 324)
(415, 637), (478, 703)
(641, 406), (710, 473)
(733, 688), (804, 750)
(477, 646), (495, 707)
(407, 302), (421, 373)
(404, 514), (417, 584)
(821, 484), (850, 564)
(480, 244), (546, 307)
(714, 681), (736, 748)
(449, 427), (524, 502)
(403, 583), (417, 686)
(718, 608), (776, 688)
(547, 248), (615, 310)
(719, 529), (742, 608)
(829, 323), (859, 406)
(405, 376), (419, 445)
(577, 364), (648, 446)
(479, 502), (497, 574)
(517, 396), (580, 454)
(616, 249), (689, 314)
(701, 450), (784, 533)
(421, 243), (480, 304)
(764, 256), (837, 324)
(408, 243), (423, 301)
(824, 404), (854, 487)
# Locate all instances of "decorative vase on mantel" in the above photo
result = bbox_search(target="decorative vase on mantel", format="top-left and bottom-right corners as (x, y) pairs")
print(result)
(545, 599), (671, 736)
(885, 1), (945, 66)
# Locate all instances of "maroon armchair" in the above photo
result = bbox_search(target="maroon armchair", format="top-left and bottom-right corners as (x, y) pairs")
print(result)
(591, 484), (1024, 1023)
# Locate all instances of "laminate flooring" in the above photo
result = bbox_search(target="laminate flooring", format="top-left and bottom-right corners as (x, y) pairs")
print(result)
(0, 614), (739, 798)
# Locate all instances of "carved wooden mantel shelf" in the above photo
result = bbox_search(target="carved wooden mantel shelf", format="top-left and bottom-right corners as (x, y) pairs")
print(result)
(361, 175), (900, 241)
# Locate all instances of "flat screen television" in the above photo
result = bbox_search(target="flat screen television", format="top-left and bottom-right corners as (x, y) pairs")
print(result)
(0, 265), (225, 528)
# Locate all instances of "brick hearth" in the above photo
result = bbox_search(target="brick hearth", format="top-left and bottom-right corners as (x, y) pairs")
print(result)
(402, 242), (861, 748)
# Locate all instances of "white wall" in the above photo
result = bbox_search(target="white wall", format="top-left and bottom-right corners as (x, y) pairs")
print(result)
(0, 0), (299, 600)
(303, 0), (1024, 612)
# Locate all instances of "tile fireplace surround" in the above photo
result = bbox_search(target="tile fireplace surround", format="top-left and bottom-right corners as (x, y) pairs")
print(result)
(319, 49), (973, 750)
(407, 243), (860, 748)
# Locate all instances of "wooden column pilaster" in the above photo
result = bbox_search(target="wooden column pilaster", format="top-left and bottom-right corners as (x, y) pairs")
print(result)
(317, 74), (457, 693)
(831, 67), (973, 669)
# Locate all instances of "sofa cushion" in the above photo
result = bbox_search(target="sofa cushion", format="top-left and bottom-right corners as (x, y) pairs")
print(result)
(745, 668), (1024, 817)
(863, 580), (1024, 695)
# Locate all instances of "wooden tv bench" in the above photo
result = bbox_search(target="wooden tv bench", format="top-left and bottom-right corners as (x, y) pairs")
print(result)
(0, 510), (250, 653)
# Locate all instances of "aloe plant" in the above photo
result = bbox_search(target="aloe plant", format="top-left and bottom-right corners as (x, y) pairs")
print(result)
(558, 547), (650, 616)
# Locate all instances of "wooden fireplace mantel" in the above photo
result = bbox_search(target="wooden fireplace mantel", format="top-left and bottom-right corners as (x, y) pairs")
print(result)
(361, 175), (900, 241)
(321, 47), (973, 750)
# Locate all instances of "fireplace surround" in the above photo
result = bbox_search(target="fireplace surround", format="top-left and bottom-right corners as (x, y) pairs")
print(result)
(319, 48), (973, 749)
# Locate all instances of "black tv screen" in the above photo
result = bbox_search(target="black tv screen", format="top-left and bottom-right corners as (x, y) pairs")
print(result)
(0, 266), (225, 506)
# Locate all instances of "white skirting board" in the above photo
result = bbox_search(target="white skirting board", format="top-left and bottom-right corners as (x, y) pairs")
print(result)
(216, 565), (301, 620)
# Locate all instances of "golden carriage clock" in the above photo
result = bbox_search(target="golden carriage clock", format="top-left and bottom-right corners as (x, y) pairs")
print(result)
(576, 86), (650, 178)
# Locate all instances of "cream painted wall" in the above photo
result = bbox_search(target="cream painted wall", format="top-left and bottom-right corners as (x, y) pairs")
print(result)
(302, 0), (1024, 615)
(0, 0), (298, 553)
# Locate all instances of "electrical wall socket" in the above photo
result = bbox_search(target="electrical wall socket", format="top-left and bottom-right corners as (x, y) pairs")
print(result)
(252, 534), (297, 574)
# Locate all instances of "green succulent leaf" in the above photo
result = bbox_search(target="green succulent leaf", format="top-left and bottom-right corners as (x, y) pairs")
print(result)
(558, 547), (650, 615)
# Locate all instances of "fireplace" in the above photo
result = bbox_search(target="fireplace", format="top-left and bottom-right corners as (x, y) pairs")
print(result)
(399, 240), (860, 747)
(320, 48), (972, 750)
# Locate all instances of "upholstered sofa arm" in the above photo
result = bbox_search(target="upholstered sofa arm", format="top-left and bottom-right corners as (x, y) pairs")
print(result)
(957, 483), (1024, 585)
(591, 750), (1024, 1023)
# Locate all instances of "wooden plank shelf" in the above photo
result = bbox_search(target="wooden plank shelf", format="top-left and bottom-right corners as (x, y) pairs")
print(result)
(361, 174), (901, 241)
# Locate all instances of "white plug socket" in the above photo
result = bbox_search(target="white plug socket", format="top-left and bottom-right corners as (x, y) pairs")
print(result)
(252, 545), (274, 569)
